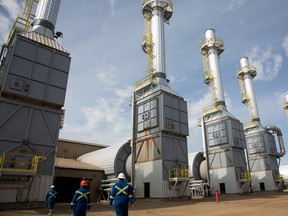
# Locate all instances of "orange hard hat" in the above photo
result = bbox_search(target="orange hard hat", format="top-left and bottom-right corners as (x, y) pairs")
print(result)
(80, 180), (88, 186)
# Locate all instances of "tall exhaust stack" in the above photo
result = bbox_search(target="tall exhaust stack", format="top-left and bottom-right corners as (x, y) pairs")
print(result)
(236, 57), (285, 191)
(237, 57), (260, 123)
(32, 0), (61, 38)
(0, 0), (71, 205)
(133, 0), (190, 199)
(199, 29), (250, 194)
(200, 29), (226, 110)
(141, 0), (173, 86)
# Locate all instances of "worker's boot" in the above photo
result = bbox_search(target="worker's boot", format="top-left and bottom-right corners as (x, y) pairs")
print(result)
(48, 209), (54, 216)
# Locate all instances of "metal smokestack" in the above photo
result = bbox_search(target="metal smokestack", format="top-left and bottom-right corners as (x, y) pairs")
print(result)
(32, 0), (61, 38)
(141, 0), (173, 85)
(236, 57), (260, 123)
(200, 29), (226, 108)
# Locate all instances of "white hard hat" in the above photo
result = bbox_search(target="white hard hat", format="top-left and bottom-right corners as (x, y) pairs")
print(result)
(50, 185), (55, 189)
(117, 173), (126, 179)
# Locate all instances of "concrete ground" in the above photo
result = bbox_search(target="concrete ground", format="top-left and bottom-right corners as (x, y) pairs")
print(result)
(1, 191), (288, 216)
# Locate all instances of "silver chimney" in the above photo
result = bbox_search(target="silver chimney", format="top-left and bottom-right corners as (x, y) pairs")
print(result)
(32, 0), (61, 38)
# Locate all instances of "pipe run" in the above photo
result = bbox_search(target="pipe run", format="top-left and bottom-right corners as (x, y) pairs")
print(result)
(265, 125), (286, 157)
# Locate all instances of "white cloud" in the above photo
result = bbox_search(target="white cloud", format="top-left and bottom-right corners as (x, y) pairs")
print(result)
(282, 34), (288, 57)
(275, 91), (288, 109)
(62, 96), (131, 145)
(96, 64), (118, 87)
(246, 46), (283, 81)
(188, 92), (212, 128)
(0, 0), (21, 44)
(114, 85), (133, 98)
(0, 14), (10, 43)
(224, 0), (246, 12)
(109, 0), (118, 17)
(0, 0), (20, 19)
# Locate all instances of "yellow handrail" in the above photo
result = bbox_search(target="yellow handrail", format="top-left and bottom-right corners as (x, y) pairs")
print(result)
(169, 167), (190, 181)
(0, 152), (46, 174)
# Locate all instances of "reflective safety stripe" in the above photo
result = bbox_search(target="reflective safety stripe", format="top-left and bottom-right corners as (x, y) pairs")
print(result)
(128, 195), (133, 198)
(76, 191), (90, 201)
(115, 185), (128, 196)
(71, 202), (75, 205)
(48, 192), (57, 200)
(110, 195), (114, 199)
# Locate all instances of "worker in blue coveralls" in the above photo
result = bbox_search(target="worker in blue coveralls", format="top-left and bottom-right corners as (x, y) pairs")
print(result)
(46, 185), (58, 216)
(109, 173), (134, 216)
(70, 180), (92, 216)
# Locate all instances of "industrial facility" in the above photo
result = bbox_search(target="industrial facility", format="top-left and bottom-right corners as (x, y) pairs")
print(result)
(0, 0), (287, 209)
(236, 57), (285, 191)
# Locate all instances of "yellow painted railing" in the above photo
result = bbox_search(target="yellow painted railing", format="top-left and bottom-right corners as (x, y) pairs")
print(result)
(0, 152), (46, 174)
(169, 168), (190, 181)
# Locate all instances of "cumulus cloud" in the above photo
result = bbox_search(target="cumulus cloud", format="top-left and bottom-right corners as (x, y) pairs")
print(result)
(0, 14), (10, 43)
(246, 46), (283, 81)
(62, 95), (131, 145)
(96, 64), (118, 87)
(109, 0), (118, 16)
(275, 91), (288, 109)
(0, 0), (20, 19)
(224, 0), (246, 12)
(282, 34), (288, 57)
(0, 0), (20, 44)
(188, 92), (212, 128)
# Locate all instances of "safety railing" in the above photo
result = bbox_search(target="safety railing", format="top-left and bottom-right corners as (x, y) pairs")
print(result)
(0, 152), (46, 174)
(238, 172), (252, 182)
(168, 168), (190, 181)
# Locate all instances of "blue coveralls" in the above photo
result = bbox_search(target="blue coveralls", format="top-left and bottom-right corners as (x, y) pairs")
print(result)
(46, 188), (58, 213)
(70, 187), (92, 216)
(109, 180), (134, 216)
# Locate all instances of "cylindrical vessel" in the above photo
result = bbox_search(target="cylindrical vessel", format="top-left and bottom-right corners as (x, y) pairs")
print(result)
(141, 0), (173, 85)
(32, 0), (61, 38)
(240, 57), (260, 121)
(151, 8), (166, 78)
(205, 29), (225, 104)
(285, 94), (288, 103)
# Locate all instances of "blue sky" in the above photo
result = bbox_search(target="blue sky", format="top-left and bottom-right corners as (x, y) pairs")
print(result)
(1, 0), (288, 165)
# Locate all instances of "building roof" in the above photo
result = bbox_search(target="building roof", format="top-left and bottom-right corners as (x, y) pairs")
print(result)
(55, 157), (102, 171)
(19, 31), (69, 54)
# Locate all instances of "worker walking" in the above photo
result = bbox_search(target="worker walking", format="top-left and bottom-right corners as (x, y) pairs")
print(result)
(70, 180), (92, 216)
(109, 173), (134, 216)
(46, 185), (58, 216)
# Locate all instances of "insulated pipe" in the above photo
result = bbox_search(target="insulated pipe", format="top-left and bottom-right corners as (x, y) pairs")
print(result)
(238, 57), (260, 122)
(32, 0), (61, 38)
(200, 29), (226, 106)
(142, 0), (173, 85)
(265, 125), (286, 157)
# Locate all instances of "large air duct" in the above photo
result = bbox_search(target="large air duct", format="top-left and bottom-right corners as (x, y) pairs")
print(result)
(31, 0), (61, 38)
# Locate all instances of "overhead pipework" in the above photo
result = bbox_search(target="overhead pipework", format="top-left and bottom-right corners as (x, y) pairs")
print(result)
(141, 0), (173, 85)
(236, 57), (260, 125)
(31, 0), (61, 38)
(265, 125), (286, 157)
(200, 28), (226, 111)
